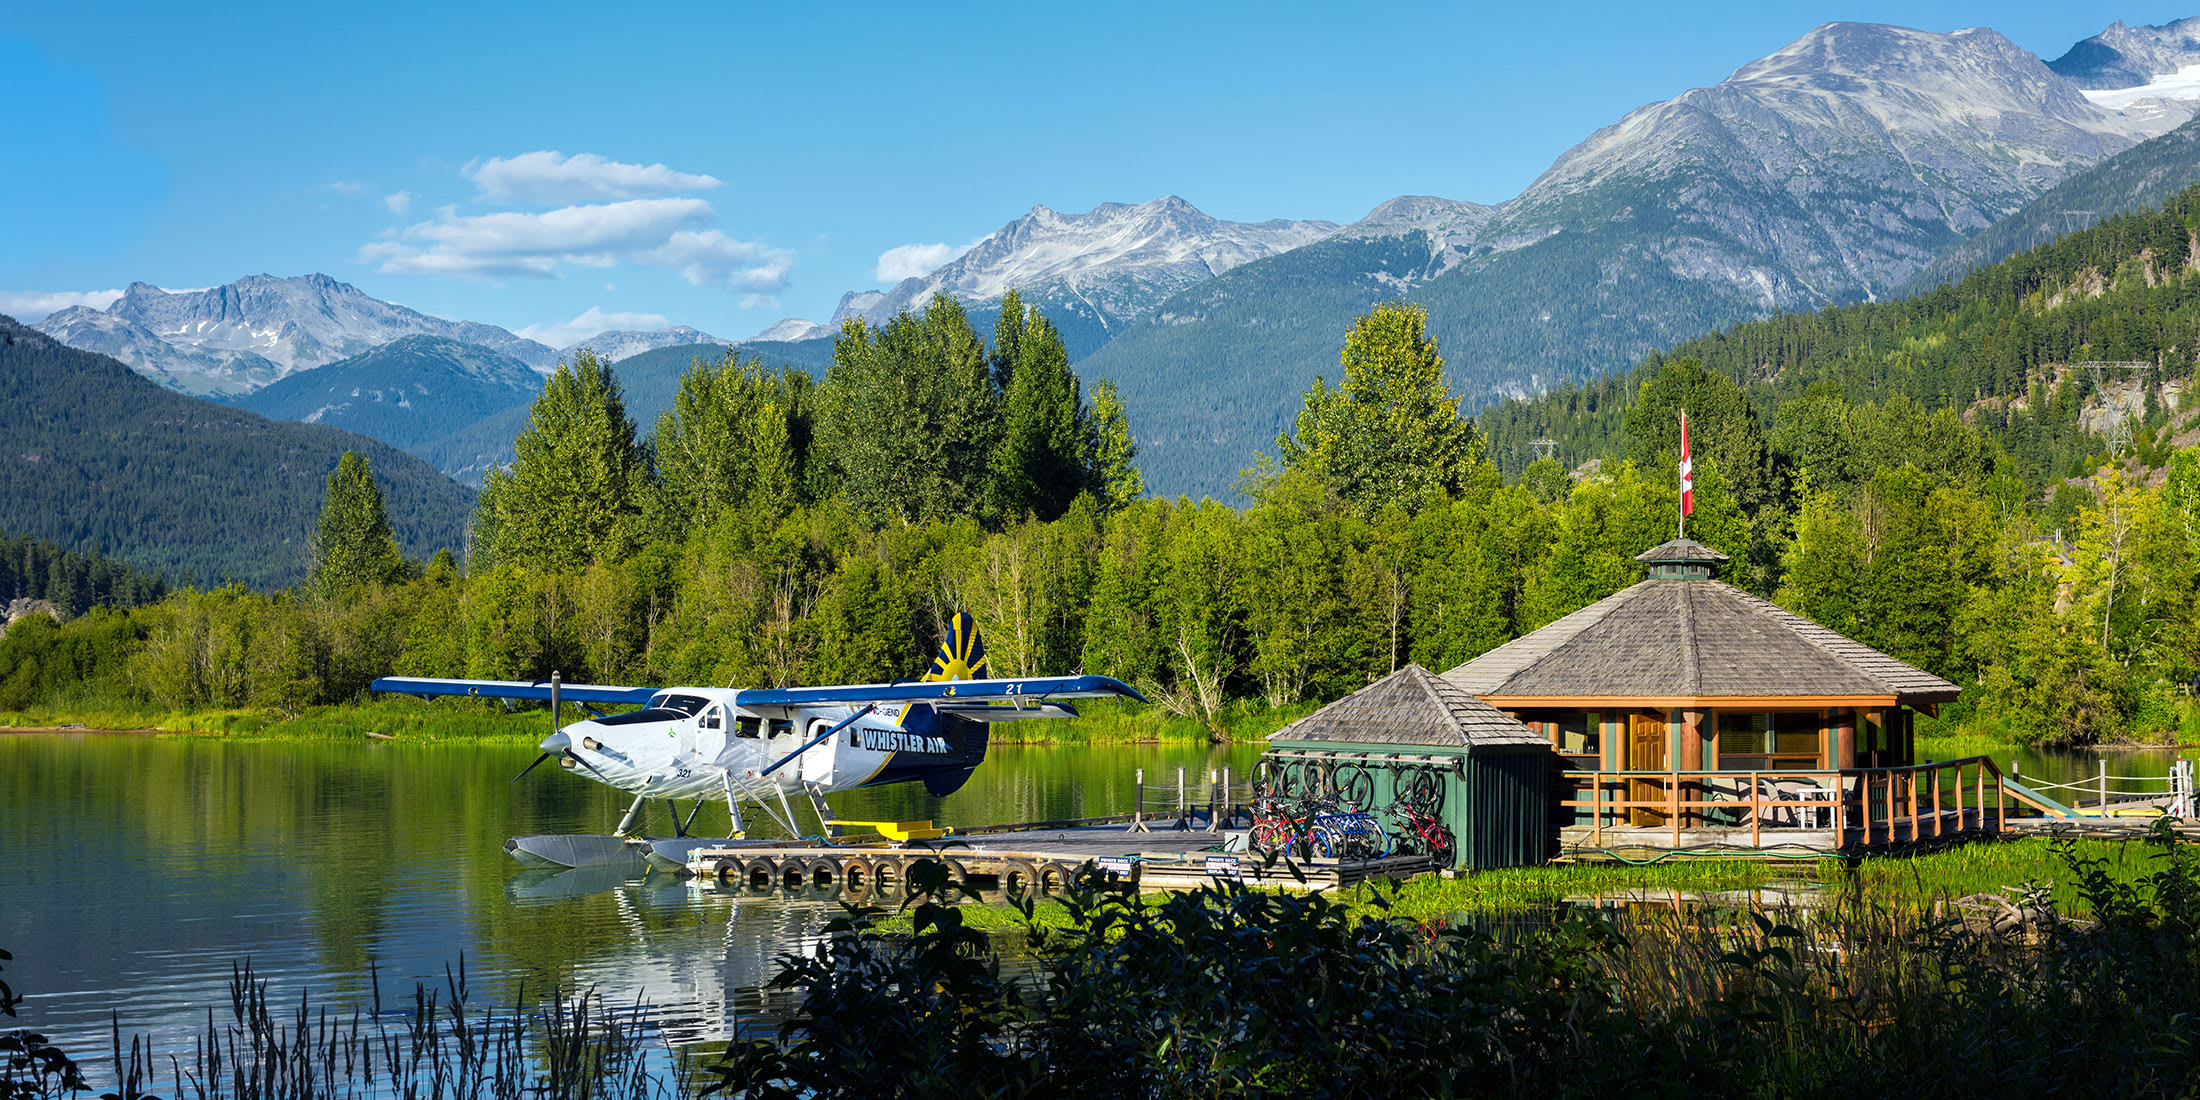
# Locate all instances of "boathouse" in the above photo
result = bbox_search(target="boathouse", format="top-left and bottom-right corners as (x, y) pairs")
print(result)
(1263, 664), (1552, 871)
(1441, 538), (1999, 857)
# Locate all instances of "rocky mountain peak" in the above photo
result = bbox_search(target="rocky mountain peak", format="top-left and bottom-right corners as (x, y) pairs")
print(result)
(2052, 17), (2200, 89)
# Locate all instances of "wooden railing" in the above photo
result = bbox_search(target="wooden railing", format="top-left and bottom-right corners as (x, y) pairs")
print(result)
(1555, 756), (2007, 849)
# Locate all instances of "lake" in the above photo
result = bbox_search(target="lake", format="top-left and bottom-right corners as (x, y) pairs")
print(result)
(3, 732), (2188, 1060)
(0, 732), (1260, 1054)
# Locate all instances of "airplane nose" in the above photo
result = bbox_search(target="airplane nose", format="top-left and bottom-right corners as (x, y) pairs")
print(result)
(541, 729), (571, 753)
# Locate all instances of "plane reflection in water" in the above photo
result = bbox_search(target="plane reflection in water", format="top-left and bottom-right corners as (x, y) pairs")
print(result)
(374, 614), (1145, 867)
(504, 869), (932, 1045)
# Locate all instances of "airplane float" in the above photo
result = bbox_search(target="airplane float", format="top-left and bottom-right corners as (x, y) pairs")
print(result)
(371, 614), (1145, 868)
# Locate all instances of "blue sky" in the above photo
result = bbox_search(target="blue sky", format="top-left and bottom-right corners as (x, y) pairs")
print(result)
(1, 2), (2184, 346)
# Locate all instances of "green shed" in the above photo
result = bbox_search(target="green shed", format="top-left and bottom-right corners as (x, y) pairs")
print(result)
(1259, 664), (1554, 871)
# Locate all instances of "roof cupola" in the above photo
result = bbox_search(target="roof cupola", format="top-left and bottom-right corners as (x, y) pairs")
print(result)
(1635, 538), (1727, 581)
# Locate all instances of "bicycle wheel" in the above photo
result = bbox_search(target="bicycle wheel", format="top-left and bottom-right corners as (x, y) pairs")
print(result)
(1427, 825), (1456, 868)
(1309, 822), (1344, 860)
(1334, 765), (1374, 811)
(1250, 820), (1290, 855)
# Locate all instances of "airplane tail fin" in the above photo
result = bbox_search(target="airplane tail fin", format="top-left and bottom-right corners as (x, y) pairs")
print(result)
(920, 612), (990, 682)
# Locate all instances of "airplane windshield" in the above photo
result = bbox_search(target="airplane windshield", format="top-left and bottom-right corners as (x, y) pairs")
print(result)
(591, 694), (712, 727)
(649, 694), (711, 716)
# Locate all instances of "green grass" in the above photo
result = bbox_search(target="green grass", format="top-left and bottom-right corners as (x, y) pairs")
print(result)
(920, 835), (2181, 930)
(985, 698), (1320, 745)
(0, 698), (548, 743)
(0, 695), (1319, 746)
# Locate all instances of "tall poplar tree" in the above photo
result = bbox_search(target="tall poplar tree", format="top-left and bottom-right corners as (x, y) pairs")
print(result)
(474, 350), (649, 571)
(1275, 302), (1479, 514)
(820, 299), (1001, 525)
(307, 451), (405, 598)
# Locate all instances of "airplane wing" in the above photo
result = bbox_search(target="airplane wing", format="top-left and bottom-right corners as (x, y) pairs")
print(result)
(734, 674), (1145, 710)
(369, 677), (658, 706)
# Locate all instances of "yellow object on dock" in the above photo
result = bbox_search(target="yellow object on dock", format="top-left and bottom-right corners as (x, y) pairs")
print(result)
(837, 819), (950, 842)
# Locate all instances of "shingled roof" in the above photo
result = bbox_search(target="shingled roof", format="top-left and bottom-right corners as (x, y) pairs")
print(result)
(1442, 541), (1960, 704)
(1269, 664), (1550, 750)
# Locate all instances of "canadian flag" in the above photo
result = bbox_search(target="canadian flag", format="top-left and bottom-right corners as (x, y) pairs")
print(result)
(1678, 409), (1694, 517)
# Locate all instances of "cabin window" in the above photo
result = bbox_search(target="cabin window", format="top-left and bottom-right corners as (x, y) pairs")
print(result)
(1718, 712), (1823, 770)
(767, 718), (795, 739)
(1555, 711), (1599, 755)
(735, 716), (762, 739)
(699, 706), (723, 732)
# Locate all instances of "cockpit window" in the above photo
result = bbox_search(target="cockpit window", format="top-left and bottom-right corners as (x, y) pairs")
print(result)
(648, 694), (711, 716)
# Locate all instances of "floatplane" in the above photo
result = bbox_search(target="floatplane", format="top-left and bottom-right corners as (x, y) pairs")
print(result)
(372, 614), (1145, 869)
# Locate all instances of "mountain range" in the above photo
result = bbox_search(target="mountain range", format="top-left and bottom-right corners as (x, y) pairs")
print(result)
(28, 16), (2200, 505)
(819, 197), (1340, 358)
(0, 315), (474, 588)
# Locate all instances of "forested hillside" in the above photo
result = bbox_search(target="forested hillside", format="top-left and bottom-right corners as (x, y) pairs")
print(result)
(233, 335), (543, 451)
(1481, 183), (2200, 491)
(6, 271), (2197, 747)
(0, 317), (476, 587)
(1906, 112), (2200, 293)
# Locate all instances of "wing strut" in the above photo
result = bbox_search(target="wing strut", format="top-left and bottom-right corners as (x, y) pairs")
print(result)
(758, 705), (877, 779)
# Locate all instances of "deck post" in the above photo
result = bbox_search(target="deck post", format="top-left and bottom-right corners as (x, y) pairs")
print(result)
(1669, 771), (1680, 846)
(2099, 759), (2109, 811)
(1178, 768), (1187, 823)
(1749, 773), (1760, 848)
(1207, 769), (1219, 832)
(1220, 766), (1232, 831)
(1132, 769), (1145, 832)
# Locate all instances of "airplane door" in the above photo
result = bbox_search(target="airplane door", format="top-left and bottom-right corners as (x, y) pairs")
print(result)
(696, 705), (727, 761)
(800, 719), (836, 786)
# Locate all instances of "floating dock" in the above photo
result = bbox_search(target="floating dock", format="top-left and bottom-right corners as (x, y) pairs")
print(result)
(681, 821), (1434, 894)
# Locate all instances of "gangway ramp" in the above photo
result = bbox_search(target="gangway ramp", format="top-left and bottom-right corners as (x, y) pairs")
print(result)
(2001, 776), (2079, 818)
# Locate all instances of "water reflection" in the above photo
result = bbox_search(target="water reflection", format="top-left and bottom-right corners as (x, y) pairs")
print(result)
(0, 733), (1253, 1058)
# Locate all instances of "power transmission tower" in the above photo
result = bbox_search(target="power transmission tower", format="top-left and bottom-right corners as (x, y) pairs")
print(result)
(2072, 361), (2153, 457)
(1530, 438), (1558, 462)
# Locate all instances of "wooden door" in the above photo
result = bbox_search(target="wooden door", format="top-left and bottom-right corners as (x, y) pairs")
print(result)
(1628, 712), (1669, 827)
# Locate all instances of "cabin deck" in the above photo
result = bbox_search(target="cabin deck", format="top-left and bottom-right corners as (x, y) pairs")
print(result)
(683, 822), (1433, 893)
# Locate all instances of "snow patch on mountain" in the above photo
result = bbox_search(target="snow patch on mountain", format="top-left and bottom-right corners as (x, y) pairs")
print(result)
(556, 326), (730, 363)
(33, 274), (557, 395)
(838, 197), (1339, 330)
(750, 318), (826, 342)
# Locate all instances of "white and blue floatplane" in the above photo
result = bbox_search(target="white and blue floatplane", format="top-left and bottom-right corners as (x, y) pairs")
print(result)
(372, 614), (1144, 869)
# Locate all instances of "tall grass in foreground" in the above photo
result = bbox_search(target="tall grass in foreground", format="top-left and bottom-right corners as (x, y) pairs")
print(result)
(12, 828), (2200, 1098)
(1, 957), (692, 1100)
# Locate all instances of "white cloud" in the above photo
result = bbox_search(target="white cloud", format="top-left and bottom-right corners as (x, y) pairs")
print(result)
(360, 198), (792, 291)
(875, 241), (972, 282)
(384, 190), (413, 215)
(466, 151), (721, 205)
(0, 288), (124, 321)
(517, 306), (673, 349)
(328, 180), (367, 194)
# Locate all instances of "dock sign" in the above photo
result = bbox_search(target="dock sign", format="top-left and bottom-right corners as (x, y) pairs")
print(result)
(1205, 855), (1242, 879)
(1096, 856), (1134, 878)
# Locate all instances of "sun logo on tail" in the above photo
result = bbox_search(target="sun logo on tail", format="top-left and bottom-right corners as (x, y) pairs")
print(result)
(921, 612), (990, 682)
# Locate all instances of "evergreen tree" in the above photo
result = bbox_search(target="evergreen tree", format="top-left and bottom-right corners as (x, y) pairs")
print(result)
(1623, 356), (1773, 509)
(1275, 302), (1479, 514)
(474, 351), (650, 571)
(308, 451), (405, 598)
(1087, 380), (1145, 511)
(989, 294), (1088, 522)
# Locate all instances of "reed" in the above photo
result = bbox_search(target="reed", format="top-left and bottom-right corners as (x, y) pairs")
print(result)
(2, 957), (695, 1100)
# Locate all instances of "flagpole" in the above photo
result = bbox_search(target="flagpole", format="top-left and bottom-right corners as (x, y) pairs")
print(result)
(1677, 408), (1688, 542)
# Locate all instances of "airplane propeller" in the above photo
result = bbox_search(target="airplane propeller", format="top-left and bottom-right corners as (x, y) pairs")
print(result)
(513, 751), (554, 783)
